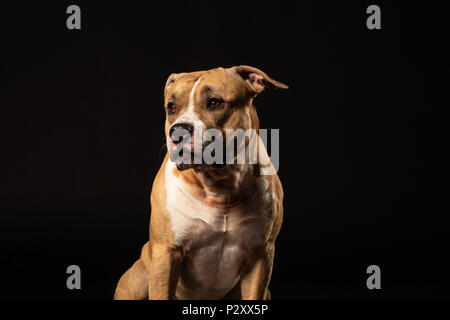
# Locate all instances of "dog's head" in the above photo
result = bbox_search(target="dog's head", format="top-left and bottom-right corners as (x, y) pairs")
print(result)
(163, 66), (288, 171)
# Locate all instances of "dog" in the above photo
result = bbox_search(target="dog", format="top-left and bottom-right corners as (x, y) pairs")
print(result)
(114, 65), (288, 300)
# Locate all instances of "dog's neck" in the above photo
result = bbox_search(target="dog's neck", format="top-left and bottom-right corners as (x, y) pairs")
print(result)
(176, 163), (255, 208)
(173, 132), (271, 207)
(197, 163), (251, 193)
(192, 138), (264, 206)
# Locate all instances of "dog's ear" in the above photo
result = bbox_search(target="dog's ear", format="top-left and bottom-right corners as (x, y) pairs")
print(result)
(233, 65), (288, 94)
(164, 73), (178, 95)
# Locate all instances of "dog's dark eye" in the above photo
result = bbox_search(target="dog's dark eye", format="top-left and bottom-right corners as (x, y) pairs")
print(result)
(166, 102), (176, 114)
(207, 98), (224, 109)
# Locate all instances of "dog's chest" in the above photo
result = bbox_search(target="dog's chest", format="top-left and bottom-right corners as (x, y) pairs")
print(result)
(167, 194), (267, 252)
(164, 163), (271, 296)
(166, 188), (268, 296)
(164, 162), (271, 248)
(165, 183), (269, 250)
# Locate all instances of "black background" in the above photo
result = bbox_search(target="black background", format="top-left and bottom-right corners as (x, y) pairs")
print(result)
(1, 1), (449, 299)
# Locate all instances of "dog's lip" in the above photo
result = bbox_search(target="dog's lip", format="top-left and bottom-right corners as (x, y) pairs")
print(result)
(171, 151), (228, 171)
(169, 139), (228, 169)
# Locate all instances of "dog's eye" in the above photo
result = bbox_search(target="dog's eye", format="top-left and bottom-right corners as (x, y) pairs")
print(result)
(207, 98), (224, 109)
(166, 102), (176, 114)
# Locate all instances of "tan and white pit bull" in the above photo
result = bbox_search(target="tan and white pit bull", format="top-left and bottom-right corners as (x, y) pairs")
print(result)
(114, 65), (288, 300)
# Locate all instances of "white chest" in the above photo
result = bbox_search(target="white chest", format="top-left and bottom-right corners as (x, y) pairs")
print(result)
(164, 161), (270, 248)
(163, 161), (272, 297)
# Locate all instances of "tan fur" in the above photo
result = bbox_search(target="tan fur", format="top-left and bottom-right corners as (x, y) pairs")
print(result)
(114, 66), (287, 300)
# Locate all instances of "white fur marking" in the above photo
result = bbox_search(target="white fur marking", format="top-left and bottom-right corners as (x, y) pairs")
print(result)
(187, 78), (201, 114)
(164, 160), (221, 245)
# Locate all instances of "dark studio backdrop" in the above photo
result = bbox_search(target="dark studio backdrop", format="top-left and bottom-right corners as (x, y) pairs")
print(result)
(1, 1), (449, 300)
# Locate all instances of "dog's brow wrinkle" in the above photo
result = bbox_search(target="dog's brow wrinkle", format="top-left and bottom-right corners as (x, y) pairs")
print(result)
(201, 85), (212, 93)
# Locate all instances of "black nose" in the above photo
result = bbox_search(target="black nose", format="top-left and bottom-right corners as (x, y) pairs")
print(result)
(169, 123), (194, 144)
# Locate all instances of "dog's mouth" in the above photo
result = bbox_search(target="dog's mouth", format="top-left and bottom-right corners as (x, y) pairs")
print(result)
(175, 161), (227, 171)
(169, 141), (228, 171)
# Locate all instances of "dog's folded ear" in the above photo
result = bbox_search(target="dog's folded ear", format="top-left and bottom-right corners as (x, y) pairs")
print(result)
(232, 65), (289, 94)
(164, 73), (178, 95)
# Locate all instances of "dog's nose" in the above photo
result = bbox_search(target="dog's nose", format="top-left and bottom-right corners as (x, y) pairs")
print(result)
(169, 123), (194, 144)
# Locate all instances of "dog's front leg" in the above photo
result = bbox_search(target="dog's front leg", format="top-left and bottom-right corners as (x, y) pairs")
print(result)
(239, 243), (275, 300)
(147, 242), (182, 300)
